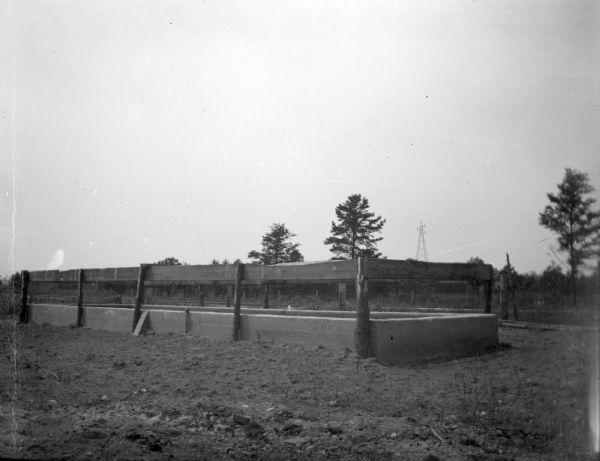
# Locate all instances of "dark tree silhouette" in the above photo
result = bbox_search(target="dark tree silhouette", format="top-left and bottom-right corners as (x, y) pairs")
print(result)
(467, 256), (485, 265)
(154, 257), (186, 266)
(324, 194), (386, 259)
(539, 263), (568, 303)
(539, 168), (600, 306)
(210, 258), (238, 265)
(9, 272), (22, 292)
(248, 223), (304, 265)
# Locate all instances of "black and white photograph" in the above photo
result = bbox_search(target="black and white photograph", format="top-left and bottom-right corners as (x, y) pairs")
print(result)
(1, 1), (599, 459)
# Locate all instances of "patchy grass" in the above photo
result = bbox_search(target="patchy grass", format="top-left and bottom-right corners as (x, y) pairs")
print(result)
(0, 321), (594, 460)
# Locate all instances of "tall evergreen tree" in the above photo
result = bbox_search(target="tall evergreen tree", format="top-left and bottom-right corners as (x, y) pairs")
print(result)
(248, 223), (304, 265)
(539, 168), (600, 306)
(324, 194), (386, 259)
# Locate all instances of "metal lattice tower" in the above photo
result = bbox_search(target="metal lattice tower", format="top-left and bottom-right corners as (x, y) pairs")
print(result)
(416, 221), (428, 262)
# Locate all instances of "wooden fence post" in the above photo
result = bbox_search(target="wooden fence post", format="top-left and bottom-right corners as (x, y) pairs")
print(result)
(18, 270), (30, 324)
(499, 274), (508, 320)
(483, 266), (493, 313)
(506, 253), (517, 320)
(132, 264), (149, 332)
(355, 257), (370, 358)
(232, 263), (244, 341)
(338, 282), (347, 310)
(76, 269), (85, 327)
(263, 283), (269, 309)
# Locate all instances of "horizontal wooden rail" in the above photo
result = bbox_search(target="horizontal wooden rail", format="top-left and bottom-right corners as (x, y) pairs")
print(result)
(29, 267), (139, 282)
(27, 259), (494, 285)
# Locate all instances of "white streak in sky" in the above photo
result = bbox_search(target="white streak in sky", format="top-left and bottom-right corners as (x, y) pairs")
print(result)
(431, 236), (507, 257)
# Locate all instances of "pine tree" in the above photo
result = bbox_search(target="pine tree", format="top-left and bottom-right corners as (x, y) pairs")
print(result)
(248, 223), (304, 265)
(539, 168), (600, 306)
(324, 194), (386, 259)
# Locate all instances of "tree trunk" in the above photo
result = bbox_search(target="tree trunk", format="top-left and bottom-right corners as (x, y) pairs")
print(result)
(569, 242), (578, 308)
(570, 255), (577, 308)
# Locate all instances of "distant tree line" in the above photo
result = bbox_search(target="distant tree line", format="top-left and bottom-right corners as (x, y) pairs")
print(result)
(7, 170), (597, 311)
(246, 193), (386, 264)
(154, 194), (387, 268)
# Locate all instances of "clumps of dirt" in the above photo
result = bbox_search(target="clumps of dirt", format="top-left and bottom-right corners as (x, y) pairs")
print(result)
(0, 319), (594, 460)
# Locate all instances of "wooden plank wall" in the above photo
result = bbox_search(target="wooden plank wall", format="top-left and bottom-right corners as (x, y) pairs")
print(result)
(259, 260), (358, 283)
(27, 259), (493, 285)
(365, 259), (492, 282)
(29, 267), (139, 282)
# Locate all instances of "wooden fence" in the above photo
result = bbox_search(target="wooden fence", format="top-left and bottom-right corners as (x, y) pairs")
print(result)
(19, 258), (494, 358)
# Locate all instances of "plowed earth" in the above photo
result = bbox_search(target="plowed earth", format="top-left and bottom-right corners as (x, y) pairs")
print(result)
(0, 318), (595, 460)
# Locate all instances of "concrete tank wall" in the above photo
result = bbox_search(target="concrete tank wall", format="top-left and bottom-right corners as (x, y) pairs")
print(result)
(81, 306), (134, 333)
(30, 304), (134, 333)
(188, 312), (232, 340)
(370, 314), (498, 364)
(146, 310), (186, 334)
(149, 305), (433, 319)
(240, 314), (355, 350)
(29, 304), (498, 362)
(30, 304), (77, 326)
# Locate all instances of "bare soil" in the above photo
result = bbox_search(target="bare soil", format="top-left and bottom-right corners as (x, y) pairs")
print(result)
(0, 318), (595, 460)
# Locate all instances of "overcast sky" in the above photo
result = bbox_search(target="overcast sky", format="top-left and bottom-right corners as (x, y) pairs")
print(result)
(1, 0), (599, 276)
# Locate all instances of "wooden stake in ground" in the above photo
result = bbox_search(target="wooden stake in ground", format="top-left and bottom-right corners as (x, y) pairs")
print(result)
(355, 257), (370, 358)
(19, 270), (30, 324)
(76, 269), (85, 327)
(132, 264), (149, 332)
(232, 263), (244, 341)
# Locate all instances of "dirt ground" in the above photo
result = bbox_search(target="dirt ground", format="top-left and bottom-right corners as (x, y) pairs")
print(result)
(0, 318), (596, 460)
